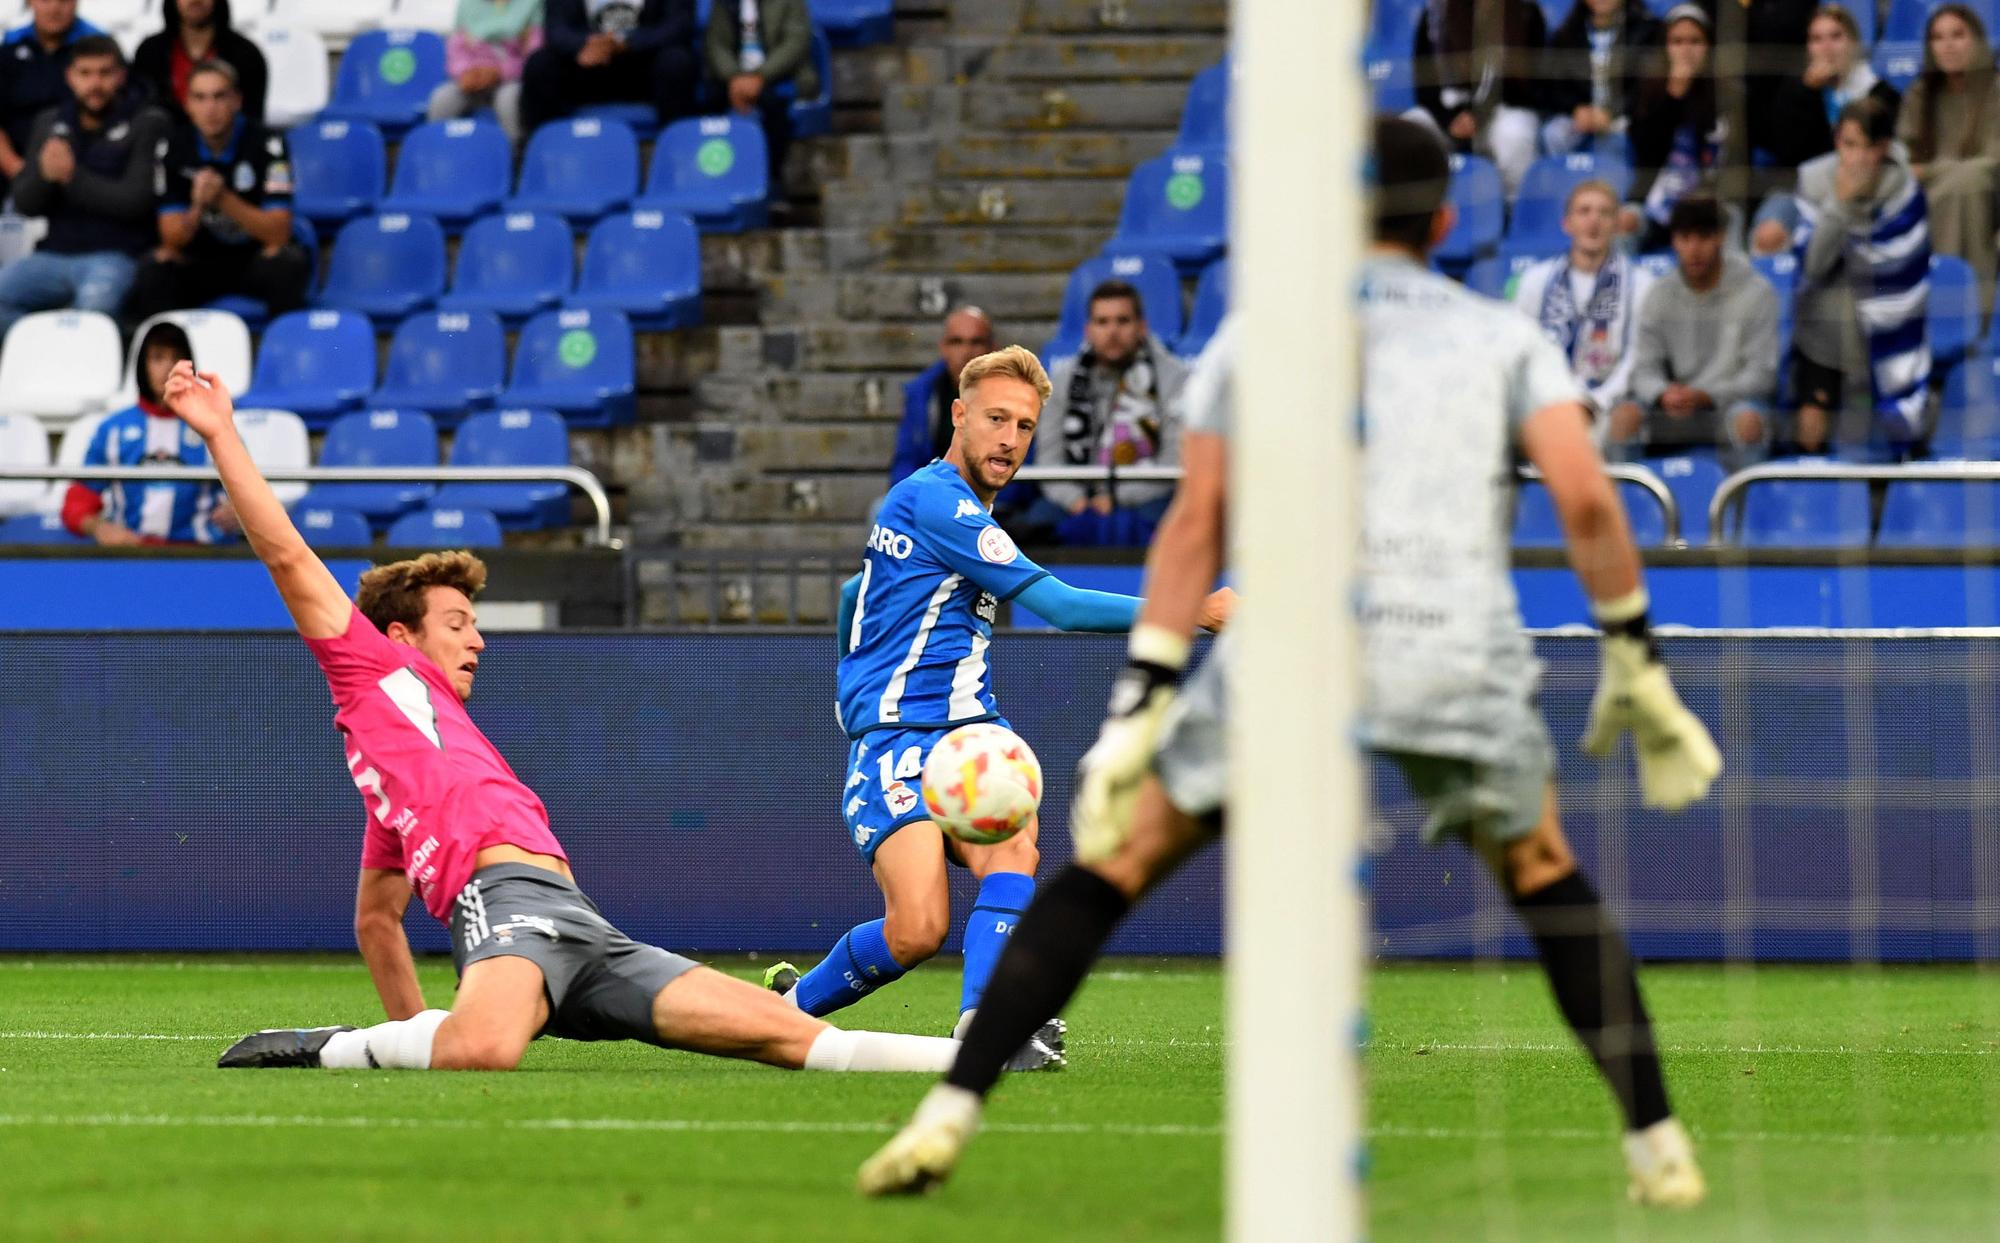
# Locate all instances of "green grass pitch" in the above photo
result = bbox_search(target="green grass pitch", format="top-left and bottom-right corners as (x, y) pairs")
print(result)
(2, 955), (1997, 1241)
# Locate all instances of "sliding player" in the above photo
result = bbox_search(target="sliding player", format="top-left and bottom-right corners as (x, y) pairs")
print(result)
(859, 117), (1719, 1206)
(764, 345), (1232, 1040)
(162, 361), (1058, 1077)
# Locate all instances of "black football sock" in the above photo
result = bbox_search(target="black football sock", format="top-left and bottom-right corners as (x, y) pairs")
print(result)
(946, 865), (1130, 1097)
(1511, 870), (1672, 1131)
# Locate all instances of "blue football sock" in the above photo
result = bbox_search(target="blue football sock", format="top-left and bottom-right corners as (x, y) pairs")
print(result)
(792, 919), (909, 1017)
(960, 871), (1037, 1016)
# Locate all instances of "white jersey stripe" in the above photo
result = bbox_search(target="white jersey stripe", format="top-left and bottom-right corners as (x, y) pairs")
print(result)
(848, 560), (871, 654)
(877, 574), (961, 724)
(946, 629), (990, 720)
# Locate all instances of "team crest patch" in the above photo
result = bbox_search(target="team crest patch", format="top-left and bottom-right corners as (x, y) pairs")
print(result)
(884, 780), (919, 817)
(977, 526), (1017, 564)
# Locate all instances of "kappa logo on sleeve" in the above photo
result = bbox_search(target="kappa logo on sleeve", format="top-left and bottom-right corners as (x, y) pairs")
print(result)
(955, 498), (984, 519)
(977, 526), (1018, 565)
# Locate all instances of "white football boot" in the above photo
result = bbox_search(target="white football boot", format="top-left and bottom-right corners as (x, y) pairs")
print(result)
(1623, 1116), (1707, 1208)
(857, 1083), (983, 1196)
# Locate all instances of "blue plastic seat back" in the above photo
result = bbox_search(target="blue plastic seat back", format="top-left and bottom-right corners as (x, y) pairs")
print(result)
(378, 311), (507, 406)
(0, 512), (89, 544)
(1437, 153), (1504, 266)
(1110, 149), (1229, 271)
(644, 115), (770, 220)
(303, 408), (440, 520)
(1877, 479), (2000, 545)
(247, 309), (377, 400)
(571, 210), (702, 325)
(513, 117), (640, 220)
(1366, 44), (1416, 114)
(1179, 259), (1228, 357)
(318, 211), (447, 317)
(1929, 252), (1980, 365)
(444, 211), (575, 317)
(505, 309), (637, 423)
(383, 118), (512, 222)
(1651, 453), (1728, 543)
(328, 30), (447, 130)
(1047, 249), (1185, 360)
(1511, 477), (1666, 546)
(1509, 153), (1635, 252)
(289, 118), (386, 224)
(812, 0), (894, 45)
(290, 504), (374, 546)
(434, 406), (572, 527)
(1177, 57), (1228, 150)
(387, 505), (504, 548)
(1739, 478), (1873, 547)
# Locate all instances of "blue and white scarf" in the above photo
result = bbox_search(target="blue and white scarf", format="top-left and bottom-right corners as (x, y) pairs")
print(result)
(1537, 254), (1627, 386)
(1791, 168), (1931, 436)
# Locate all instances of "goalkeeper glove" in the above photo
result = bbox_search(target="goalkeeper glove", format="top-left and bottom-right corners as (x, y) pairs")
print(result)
(1072, 625), (1189, 864)
(1580, 588), (1722, 811)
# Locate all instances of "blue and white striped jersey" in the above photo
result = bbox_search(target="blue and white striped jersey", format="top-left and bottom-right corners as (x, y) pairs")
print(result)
(836, 460), (1049, 738)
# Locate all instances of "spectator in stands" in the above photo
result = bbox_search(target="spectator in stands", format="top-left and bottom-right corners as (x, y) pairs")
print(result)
(1510, 179), (1656, 423)
(1752, 6), (1896, 177)
(1539, 0), (1659, 158)
(1030, 280), (1186, 546)
(0, 0), (106, 196)
(519, 0), (698, 135)
(60, 319), (238, 545)
(1786, 98), (1933, 456)
(427, 0), (543, 144)
(1624, 4), (1725, 252)
(1896, 3), (2000, 293)
(1611, 194), (1779, 462)
(705, 0), (815, 186)
(1409, 0), (1548, 197)
(124, 60), (307, 330)
(131, 0), (269, 127)
(0, 37), (168, 338)
(891, 305), (992, 486)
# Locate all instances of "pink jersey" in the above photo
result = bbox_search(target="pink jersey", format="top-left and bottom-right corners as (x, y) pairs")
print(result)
(304, 606), (568, 921)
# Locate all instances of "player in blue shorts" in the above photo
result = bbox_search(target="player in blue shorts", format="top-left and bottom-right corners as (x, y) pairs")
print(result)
(765, 345), (1233, 1040)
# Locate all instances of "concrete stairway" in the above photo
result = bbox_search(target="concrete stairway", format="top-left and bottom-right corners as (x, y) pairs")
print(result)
(614, 0), (1224, 623)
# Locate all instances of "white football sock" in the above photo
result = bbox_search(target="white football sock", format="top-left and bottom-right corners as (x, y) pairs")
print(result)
(952, 1008), (976, 1040)
(804, 1026), (960, 1072)
(319, 1009), (450, 1070)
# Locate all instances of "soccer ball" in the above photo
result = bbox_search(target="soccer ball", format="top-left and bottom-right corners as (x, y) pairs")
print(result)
(921, 723), (1043, 845)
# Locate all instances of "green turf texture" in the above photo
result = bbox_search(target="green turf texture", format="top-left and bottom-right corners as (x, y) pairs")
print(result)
(2, 956), (1996, 1241)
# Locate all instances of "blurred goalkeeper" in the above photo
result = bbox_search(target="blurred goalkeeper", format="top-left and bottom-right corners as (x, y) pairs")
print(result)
(859, 115), (1721, 1206)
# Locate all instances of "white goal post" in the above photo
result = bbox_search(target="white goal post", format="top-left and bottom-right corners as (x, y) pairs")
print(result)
(1226, 0), (1367, 1239)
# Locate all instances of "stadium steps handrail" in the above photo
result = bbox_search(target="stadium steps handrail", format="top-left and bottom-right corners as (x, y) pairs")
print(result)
(0, 464), (619, 548)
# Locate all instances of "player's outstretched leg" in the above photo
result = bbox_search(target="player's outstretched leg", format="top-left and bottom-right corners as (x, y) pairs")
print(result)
(1488, 789), (1705, 1208)
(785, 826), (952, 1018)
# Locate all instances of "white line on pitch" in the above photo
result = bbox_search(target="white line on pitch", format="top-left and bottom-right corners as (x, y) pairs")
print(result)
(1372, 1040), (2000, 1057)
(0, 1112), (1221, 1139)
(0, 1030), (229, 1041)
(1373, 1124), (2000, 1147)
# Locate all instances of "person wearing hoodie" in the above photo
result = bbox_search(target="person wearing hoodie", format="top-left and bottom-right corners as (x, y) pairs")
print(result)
(0, 36), (170, 337)
(131, 0), (268, 126)
(61, 319), (239, 545)
(1609, 194), (1781, 463)
(427, 0), (542, 144)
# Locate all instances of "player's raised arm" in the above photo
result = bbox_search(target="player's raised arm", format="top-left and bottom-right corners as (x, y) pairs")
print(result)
(1518, 396), (1721, 810)
(161, 361), (352, 639)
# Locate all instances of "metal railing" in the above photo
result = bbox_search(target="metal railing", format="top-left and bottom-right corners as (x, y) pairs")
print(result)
(0, 465), (619, 547)
(1707, 461), (2000, 544)
(1016, 462), (1683, 544)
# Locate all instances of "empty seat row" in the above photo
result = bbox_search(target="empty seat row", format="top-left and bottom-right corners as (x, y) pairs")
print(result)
(294, 115), (771, 234)
(315, 209), (699, 331)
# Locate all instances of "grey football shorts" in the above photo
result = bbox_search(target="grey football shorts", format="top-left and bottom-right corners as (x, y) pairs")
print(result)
(1152, 633), (1553, 846)
(450, 863), (700, 1046)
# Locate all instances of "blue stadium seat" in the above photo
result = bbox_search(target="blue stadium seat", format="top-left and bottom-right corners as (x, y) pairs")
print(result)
(1877, 480), (2000, 546)
(1458, 254), (1506, 298)
(239, 309), (377, 429)
(500, 309), (637, 428)
(1514, 479), (1666, 546)
(638, 115), (771, 231)
(1108, 149), (1229, 276)
(322, 29), (448, 136)
(1738, 478), (1873, 547)
(386, 505), (504, 548)
(1508, 152), (1635, 257)
(791, 26), (835, 138)
(567, 210), (703, 330)
(1929, 252), (1980, 366)
(1366, 45), (1417, 115)
(1045, 250), (1184, 362)
(289, 118), (386, 233)
(433, 407), (572, 529)
(316, 212), (447, 320)
(439, 211), (575, 323)
(576, 102), (661, 140)
(296, 408), (440, 525)
(1828, 0), (1877, 43)
(380, 118), (512, 229)
(1178, 258), (1228, 357)
(0, 512), (88, 544)
(1436, 153), (1503, 271)
(1651, 452), (1728, 543)
(812, 0), (893, 45)
(290, 504), (374, 547)
(510, 117), (640, 223)
(1177, 58), (1228, 151)
(370, 310), (508, 427)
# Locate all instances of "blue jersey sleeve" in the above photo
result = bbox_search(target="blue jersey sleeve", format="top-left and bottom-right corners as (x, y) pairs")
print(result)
(911, 483), (1049, 602)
